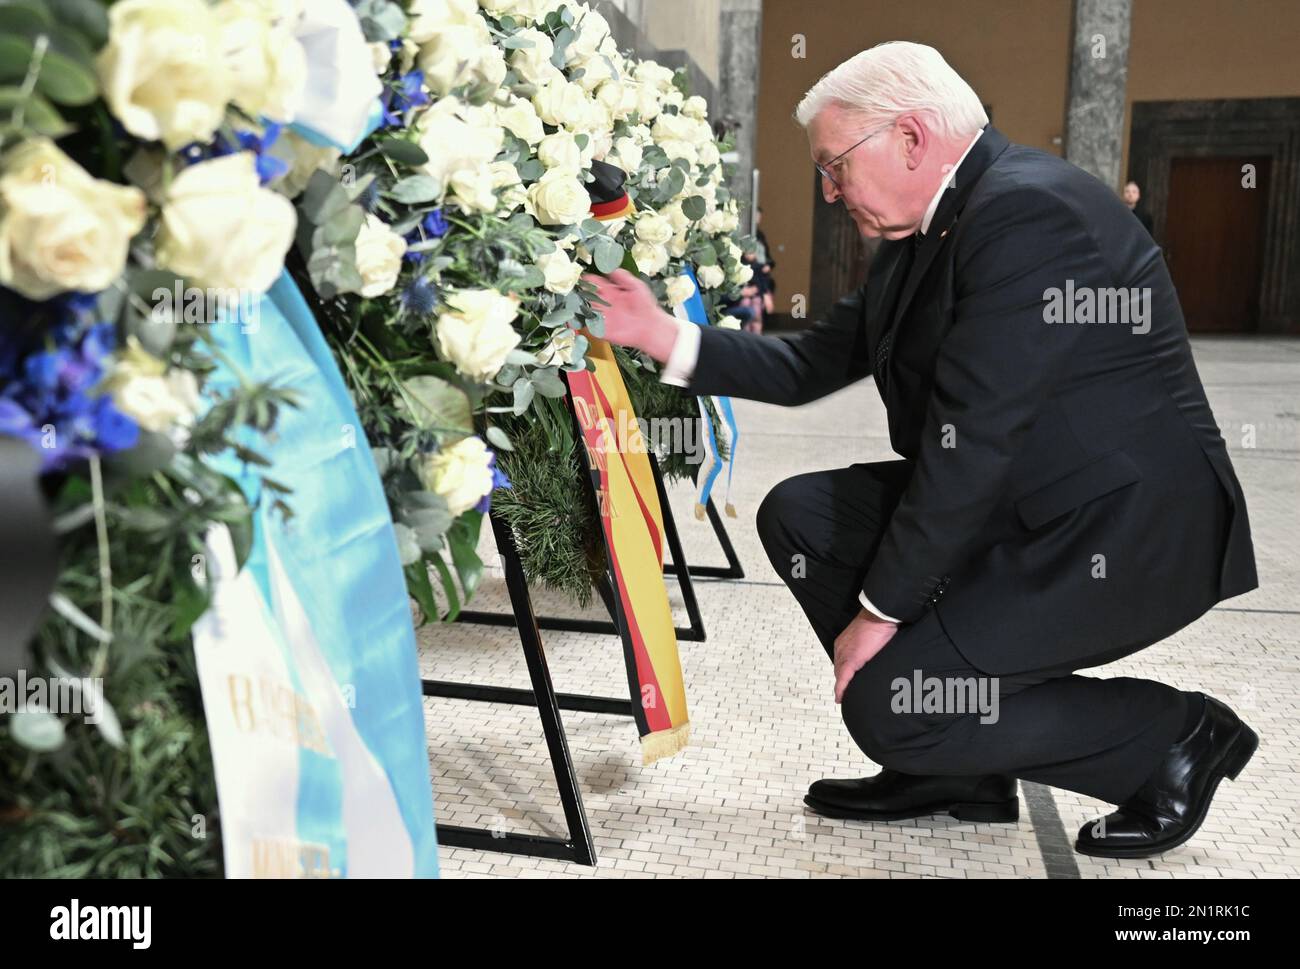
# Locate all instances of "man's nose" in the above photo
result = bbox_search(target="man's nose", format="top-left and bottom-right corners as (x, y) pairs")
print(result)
(820, 173), (840, 204)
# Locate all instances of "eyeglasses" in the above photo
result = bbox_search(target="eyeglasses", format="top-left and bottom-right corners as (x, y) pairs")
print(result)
(815, 122), (893, 190)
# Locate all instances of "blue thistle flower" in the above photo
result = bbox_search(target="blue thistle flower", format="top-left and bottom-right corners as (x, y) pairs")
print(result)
(400, 277), (437, 316)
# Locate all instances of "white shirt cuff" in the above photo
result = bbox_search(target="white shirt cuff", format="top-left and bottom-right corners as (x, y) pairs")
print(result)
(659, 316), (701, 388)
(859, 590), (901, 623)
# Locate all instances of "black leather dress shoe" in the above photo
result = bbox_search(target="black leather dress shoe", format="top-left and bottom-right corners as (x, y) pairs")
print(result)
(804, 770), (1019, 823)
(1075, 694), (1258, 859)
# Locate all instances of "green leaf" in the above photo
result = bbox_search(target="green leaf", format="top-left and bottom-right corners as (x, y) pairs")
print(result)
(404, 561), (441, 626)
(531, 367), (567, 398)
(378, 138), (430, 167)
(387, 174), (442, 204)
(447, 513), (484, 600)
(320, 204), (365, 247)
(591, 235), (624, 274)
(500, 34), (535, 49)
(300, 169), (352, 224)
(399, 375), (474, 439)
(512, 376), (535, 414)
(10, 708), (65, 753)
(46, 0), (109, 49)
(485, 425), (513, 452)
(681, 195), (707, 221)
(0, 34), (34, 82)
(550, 26), (575, 68)
(34, 46), (99, 106)
(0, 84), (71, 138)
(429, 554), (461, 622)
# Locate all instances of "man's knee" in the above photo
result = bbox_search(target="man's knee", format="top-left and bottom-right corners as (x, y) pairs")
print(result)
(756, 474), (815, 557)
(840, 661), (939, 769)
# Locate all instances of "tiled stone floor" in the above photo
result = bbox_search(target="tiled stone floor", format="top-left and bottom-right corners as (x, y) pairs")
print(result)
(419, 336), (1299, 878)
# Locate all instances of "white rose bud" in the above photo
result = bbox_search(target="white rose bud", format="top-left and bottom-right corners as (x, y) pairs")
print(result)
(156, 152), (296, 295)
(489, 160), (527, 213)
(449, 167), (499, 214)
(682, 95), (708, 120)
(730, 263), (755, 286)
(697, 264), (726, 289)
(532, 78), (591, 128)
(0, 138), (147, 300)
(354, 213), (408, 298)
(435, 288), (522, 382)
(105, 338), (200, 436)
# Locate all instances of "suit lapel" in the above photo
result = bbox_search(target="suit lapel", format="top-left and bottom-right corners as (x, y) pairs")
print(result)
(888, 125), (1011, 333)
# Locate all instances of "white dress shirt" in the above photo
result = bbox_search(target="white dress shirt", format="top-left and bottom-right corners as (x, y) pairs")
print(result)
(657, 129), (985, 623)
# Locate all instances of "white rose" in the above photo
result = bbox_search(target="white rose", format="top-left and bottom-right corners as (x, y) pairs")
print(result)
(478, 0), (536, 18)
(526, 167), (590, 226)
(449, 167), (499, 214)
(435, 289), (522, 382)
(628, 123), (654, 147)
(537, 130), (583, 172)
(608, 136), (642, 174)
(497, 96), (546, 146)
(535, 325), (578, 365)
(730, 263), (755, 286)
(156, 152), (296, 294)
(631, 241), (669, 277)
(370, 41), (393, 74)
(633, 60), (675, 92)
(718, 315), (741, 330)
(489, 160), (527, 213)
(661, 87), (685, 111)
(698, 209), (728, 235)
(652, 112), (696, 145)
(106, 338), (200, 436)
(664, 275), (694, 307)
(719, 209), (740, 233)
(536, 248), (582, 295)
(420, 436), (496, 518)
(634, 212), (674, 246)
(697, 264), (725, 289)
(569, 7), (611, 62)
(634, 83), (661, 122)
(596, 80), (625, 118)
(355, 214), (407, 298)
(215, 0), (308, 123)
(0, 139), (147, 300)
(658, 139), (697, 166)
(96, 0), (232, 149)
(698, 140), (721, 169)
(569, 52), (614, 93)
(509, 28), (562, 85)
(414, 2), (504, 95)
(668, 230), (688, 258)
(417, 97), (505, 188)
(267, 129), (341, 198)
(682, 95), (708, 120)
(532, 78), (591, 128)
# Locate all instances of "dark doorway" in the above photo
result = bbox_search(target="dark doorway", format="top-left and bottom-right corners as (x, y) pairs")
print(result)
(1164, 156), (1272, 333)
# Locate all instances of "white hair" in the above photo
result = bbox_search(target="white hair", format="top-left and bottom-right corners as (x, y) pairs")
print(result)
(794, 41), (988, 142)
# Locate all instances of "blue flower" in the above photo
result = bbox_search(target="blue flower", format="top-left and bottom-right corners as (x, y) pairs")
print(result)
(0, 313), (140, 473)
(382, 70), (431, 127)
(400, 277), (437, 316)
(474, 450), (512, 515)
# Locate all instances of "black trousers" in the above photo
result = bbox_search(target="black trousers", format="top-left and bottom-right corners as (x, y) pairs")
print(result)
(755, 460), (1192, 806)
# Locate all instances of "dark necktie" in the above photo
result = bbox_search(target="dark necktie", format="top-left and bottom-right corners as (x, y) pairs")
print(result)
(874, 232), (923, 378)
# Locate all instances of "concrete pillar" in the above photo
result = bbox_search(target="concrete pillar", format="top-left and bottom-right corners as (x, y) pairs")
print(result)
(719, 0), (763, 230)
(1064, 0), (1132, 190)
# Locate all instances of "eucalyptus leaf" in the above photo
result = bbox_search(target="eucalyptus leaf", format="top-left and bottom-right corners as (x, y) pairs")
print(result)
(388, 174), (443, 204)
(399, 375), (474, 439)
(485, 425), (514, 452)
(378, 138), (430, 167)
(10, 707), (64, 753)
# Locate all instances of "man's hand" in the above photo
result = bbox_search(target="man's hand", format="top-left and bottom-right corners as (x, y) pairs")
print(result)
(581, 269), (679, 362)
(833, 608), (900, 703)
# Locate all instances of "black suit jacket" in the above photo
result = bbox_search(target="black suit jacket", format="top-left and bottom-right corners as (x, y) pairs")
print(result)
(681, 125), (1257, 675)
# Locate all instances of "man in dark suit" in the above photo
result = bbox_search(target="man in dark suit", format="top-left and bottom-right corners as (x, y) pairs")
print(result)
(587, 41), (1258, 858)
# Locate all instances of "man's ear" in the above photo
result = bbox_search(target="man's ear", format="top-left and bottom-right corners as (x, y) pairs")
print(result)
(897, 114), (928, 171)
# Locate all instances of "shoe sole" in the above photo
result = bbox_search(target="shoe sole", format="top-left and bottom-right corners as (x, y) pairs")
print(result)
(1074, 722), (1260, 860)
(803, 794), (1020, 824)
